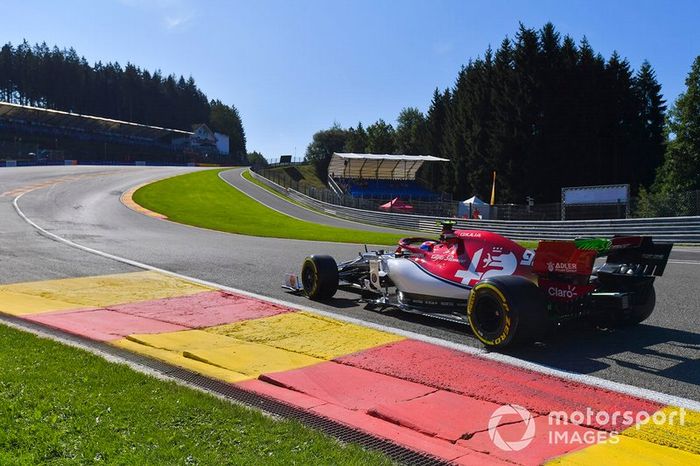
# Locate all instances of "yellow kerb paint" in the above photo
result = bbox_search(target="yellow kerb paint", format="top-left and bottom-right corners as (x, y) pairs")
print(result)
(117, 329), (323, 380)
(207, 311), (404, 360)
(0, 271), (210, 311)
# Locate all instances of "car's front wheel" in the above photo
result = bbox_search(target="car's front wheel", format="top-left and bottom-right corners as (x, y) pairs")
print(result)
(301, 255), (339, 300)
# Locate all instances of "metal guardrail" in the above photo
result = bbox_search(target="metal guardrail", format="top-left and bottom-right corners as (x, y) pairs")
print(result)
(249, 170), (700, 243)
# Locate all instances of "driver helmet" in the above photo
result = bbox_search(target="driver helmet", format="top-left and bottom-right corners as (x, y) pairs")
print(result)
(420, 240), (436, 251)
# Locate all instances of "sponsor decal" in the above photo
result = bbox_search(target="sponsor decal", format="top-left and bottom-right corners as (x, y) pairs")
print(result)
(429, 253), (460, 262)
(540, 280), (593, 301)
(546, 261), (578, 273)
(548, 284), (579, 299)
(455, 247), (518, 284)
(611, 236), (643, 250)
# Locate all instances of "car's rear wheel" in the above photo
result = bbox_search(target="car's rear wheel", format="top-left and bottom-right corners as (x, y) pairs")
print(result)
(301, 255), (339, 300)
(467, 276), (548, 348)
(628, 286), (656, 324)
(591, 285), (656, 328)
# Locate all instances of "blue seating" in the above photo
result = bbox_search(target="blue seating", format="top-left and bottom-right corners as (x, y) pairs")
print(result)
(340, 178), (440, 201)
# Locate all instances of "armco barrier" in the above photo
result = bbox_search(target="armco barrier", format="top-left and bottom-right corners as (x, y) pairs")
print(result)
(249, 170), (700, 243)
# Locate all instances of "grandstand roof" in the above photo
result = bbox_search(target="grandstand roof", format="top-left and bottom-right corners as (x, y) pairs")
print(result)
(0, 102), (192, 140)
(328, 153), (449, 180)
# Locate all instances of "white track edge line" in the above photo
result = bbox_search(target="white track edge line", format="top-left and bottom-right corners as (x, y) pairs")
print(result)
(232, 168), (417, 235)
(212, 169), (397, 247)
(118, 168), (376, 248)
(218, 169), (317, 224)
(223, 169), (417, 240)
(668, 259), (700, 266)
(12, 191), (700, 412)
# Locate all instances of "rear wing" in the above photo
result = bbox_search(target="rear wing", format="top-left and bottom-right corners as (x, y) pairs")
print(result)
(534, 236), (673, 278)
(605, 236), (673, 277)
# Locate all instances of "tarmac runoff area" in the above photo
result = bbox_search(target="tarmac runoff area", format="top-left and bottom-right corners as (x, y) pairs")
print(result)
(1, 270), (698, 465)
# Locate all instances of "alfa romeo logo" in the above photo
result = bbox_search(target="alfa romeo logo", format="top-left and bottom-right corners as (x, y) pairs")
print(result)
(488, 404), (536, 451)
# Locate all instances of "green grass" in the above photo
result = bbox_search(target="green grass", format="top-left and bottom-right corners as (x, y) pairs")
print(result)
(0, 325), (391, 465)
(265, 164), (327, 190)
(243, 170), (540, 250)
(242, 169), (318, 212)
(133, 169), (407, 245)
(517, 239), (538, 249)
(134, 168), (538, 248)
(242, 169), (367, 222)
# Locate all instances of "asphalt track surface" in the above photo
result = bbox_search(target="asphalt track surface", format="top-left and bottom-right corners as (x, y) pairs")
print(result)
(219, 167), (417, 234)
(1, 166), (699, 401)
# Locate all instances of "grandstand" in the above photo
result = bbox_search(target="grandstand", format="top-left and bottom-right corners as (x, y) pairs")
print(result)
(0, 102), (231, 164)
(327, 153), (449, 202)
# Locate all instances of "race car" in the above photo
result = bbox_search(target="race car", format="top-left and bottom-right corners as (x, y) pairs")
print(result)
(284, 222), (673, 348)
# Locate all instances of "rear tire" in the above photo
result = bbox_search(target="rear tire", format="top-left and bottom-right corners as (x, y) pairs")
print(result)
(624, 286), (656, 325)
(467, 276), (548, 348)
(301, 255), (338, 300)
(592, 286), (656, 328)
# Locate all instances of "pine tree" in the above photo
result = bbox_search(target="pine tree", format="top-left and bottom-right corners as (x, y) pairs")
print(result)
(632, 61), (666, 188)
(209, 100), (247, 161)
(422, 88), (450, 191)
(302, 23), (668, 203)
(343, 122), (368, 153)
(365, 119), (396, 154)
(656, 56), (700, 192)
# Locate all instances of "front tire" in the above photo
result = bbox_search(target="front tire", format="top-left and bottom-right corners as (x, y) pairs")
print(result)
(467, 276), (548, 348)
(301, 255), (339, 300)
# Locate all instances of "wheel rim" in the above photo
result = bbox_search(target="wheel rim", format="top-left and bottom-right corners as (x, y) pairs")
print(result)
(473, 294), (505, 334)
(301, 264), (316, 294)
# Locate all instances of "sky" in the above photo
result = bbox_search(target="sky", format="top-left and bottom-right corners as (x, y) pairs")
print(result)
(3, 0), (699, 161)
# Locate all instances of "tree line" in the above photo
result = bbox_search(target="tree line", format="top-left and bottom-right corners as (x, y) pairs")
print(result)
(636, 55), (700, 216)
(306, 23), (690, 204)
(0, 40), (246, 160)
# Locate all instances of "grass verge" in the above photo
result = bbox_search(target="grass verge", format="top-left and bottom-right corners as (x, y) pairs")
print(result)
(242, 169), (318, 212)
(264, 164), (327, 190)
(242, 171), (539, 250)
(133, 169), (407, 245)
(0, 324), (390, 465)
(134, 168), (538, 249)
(242, 170), (389, 230)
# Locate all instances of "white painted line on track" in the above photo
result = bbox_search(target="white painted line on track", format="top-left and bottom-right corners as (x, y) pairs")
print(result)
(668, 259), (700, 266)
(218, 169), (319, 224)
(12, 191), (700, 412)
(113, 169), (386, 248)
(228, 168), (416, 235)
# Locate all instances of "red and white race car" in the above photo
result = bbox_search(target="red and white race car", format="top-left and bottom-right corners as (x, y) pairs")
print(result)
(285, 222), (672, 348)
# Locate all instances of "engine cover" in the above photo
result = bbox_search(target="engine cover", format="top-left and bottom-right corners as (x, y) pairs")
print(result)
(385, 258), (471, 300)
